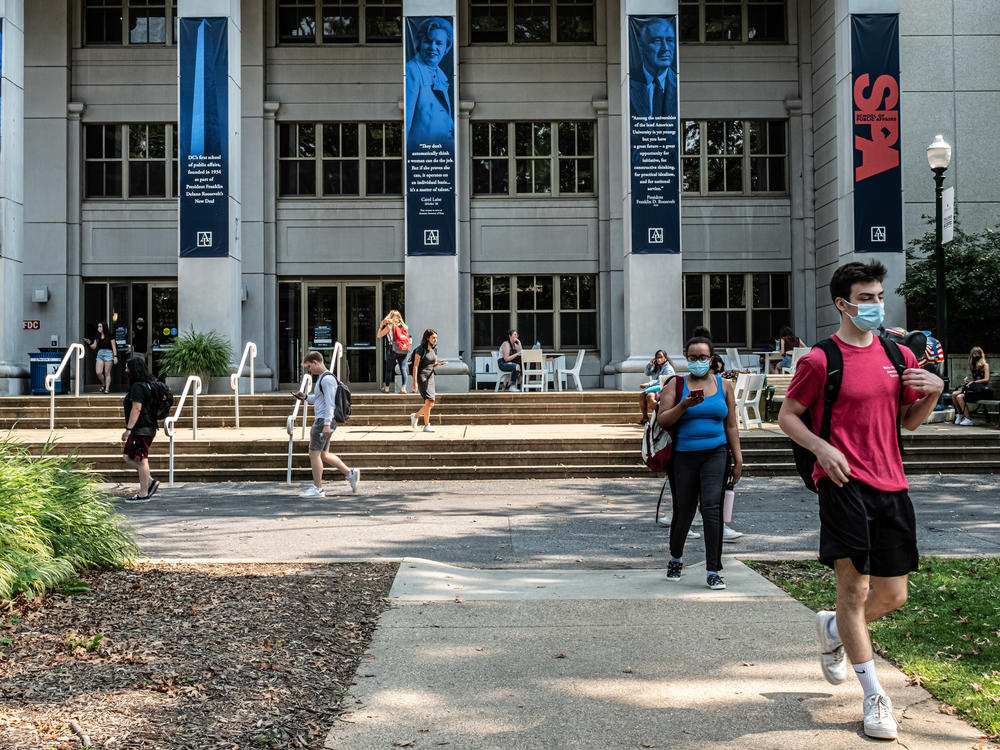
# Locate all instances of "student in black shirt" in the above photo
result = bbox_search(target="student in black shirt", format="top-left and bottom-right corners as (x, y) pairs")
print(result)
(121, 357), (161, 503)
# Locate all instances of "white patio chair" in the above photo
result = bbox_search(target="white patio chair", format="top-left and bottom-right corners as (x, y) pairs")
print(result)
(724, 347), (741, 371)
(732, 372), (750, 404)
(556, 348), (585, 392)
(783, 346), (810, 374)
(736, 373), (766, 429)
(520, 349), (546, 392)
(494, 348), (513, 391)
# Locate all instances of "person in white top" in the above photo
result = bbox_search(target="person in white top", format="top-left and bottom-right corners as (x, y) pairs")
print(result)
(294, 351), (360, 498)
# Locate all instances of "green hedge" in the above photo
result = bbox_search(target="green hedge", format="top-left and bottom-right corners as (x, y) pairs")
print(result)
(0, 437), (138, 601)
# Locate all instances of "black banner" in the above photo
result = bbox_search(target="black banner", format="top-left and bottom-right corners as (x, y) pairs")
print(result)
(178, 17), (229, 258)
(851, 14), (902, 253)
(404, 15), (456, 256)
(627, 15), (680, 254)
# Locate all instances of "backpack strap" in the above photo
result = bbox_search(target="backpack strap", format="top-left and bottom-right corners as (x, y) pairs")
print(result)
(877, 336), (907, 457)
(813, 338), (844, 444)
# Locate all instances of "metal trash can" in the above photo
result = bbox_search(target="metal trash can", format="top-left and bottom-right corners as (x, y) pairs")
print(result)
(29, 350), (69, 395)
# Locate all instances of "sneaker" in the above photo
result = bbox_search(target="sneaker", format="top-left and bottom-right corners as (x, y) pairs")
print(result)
(706, 573), (726, 590)
(147, 479), (160, 498)
(863, 693), (898, 740)
(509, 385), (519, 392)
(815, 610), (848, 684)
(299, 485), (325, 498)
(723, 524), (743, 542)
(666, 560), (683, 581)
(656, 514), (671, 527)
(687, 529), (700, 539)
(124, 494), (150, 504)
(346, 469), (360, 493)
(960, 417), (974, 426)
(410, 413), (418, 431)
(423, 425), (435, 433)
(954, 414), (962, 424)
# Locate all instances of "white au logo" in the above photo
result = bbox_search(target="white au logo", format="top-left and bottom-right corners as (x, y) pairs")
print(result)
(197, 231), (213, 247)
(871, 226), (886, 242)
(424, 229), (440, 246)
(648, 227), (664, 244)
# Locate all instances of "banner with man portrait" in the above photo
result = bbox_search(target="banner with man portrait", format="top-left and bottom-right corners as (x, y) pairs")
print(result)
(404, 15), (457, 256)
(627, 14), (680, 254)
(851, 14), (902, 253)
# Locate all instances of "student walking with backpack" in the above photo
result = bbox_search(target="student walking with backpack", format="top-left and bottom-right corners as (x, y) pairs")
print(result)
(377, 310), (411, 394)
(778, 261), (943, 741)
(410, 329), (447, 433)
(121, 357), (163, 503)
(294, 351), (360, 498)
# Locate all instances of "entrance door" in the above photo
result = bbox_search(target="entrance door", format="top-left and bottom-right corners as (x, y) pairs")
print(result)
(306, 285), (339, 376)
(149, 285), (178, 375)
(345, 285), (377, 385)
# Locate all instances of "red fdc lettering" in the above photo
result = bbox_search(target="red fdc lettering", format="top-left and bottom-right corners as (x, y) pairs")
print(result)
(853, 73), (900, 181)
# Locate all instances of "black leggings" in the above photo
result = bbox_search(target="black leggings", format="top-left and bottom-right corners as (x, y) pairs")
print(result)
(669, 444), (728, 572)
(384, 350), (409, 388)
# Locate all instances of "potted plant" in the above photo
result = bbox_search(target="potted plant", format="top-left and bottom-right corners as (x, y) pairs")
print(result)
(157, 328), (234, 395)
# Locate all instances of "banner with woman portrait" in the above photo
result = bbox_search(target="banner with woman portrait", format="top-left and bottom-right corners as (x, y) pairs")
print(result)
(404, 15), (457, 256)
(627, 14), (680, 254)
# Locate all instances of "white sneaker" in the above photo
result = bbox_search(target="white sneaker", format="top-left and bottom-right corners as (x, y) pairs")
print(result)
(954, 414), (962, 424)
(346, 468), (360, 493)
(723, 524), (743, 542)
(423, 425), (435, 433)
(863, 693), (898, 740)
(960, 417), (974, 426)
(656, 515), (671, 527)
(687, 529), (700, 539)
(815, 610), (848, 684)
(299, 485), (325, 498)
(509, 385), (519, 392)
(410, 413), (418, 431)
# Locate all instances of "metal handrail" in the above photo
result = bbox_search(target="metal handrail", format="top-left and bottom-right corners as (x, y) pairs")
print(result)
(46, 343), (85, 431)
(164, 375), (202, 486)
(231, 341), (257, 428)
(285, 373), (313, 484)
(331, 341), (343, 380)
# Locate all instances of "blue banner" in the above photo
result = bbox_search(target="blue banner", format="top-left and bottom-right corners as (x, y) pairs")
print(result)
(179, 17), (229, 258)
(851, 14), (902, 253)
(404, 15), (456, 256)
(627, 15), (680, 254)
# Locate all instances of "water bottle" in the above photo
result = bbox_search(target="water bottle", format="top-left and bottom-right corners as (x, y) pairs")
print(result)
(722, 482), (735, 523)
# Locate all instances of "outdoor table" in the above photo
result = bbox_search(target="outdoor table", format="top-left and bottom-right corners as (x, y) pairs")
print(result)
(753, 351), (784, 373)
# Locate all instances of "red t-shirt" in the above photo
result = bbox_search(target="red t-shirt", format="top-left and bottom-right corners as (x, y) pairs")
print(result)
(785, 335), (923, 492)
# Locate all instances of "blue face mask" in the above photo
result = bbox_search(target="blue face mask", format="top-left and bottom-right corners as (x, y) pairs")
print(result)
(845, 301), (885, 332)
(687, 359), (712, 377)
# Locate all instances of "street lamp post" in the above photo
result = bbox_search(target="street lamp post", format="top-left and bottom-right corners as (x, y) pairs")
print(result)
(926, 134), (952, 378)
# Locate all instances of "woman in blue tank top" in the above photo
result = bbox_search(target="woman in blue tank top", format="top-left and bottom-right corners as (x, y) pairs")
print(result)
(656, 336), (743, 590)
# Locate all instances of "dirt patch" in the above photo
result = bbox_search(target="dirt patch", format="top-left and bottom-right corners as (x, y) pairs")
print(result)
(0, 562), (397, 749)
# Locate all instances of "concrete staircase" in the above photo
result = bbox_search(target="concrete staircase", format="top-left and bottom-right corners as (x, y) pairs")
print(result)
(3, 393), (997, 482)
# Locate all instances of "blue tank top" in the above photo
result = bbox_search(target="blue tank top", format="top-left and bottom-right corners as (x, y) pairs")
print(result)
(675, 375), (728, 452)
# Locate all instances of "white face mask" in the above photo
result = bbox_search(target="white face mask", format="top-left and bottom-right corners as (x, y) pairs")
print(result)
(842, 300), (885, 332)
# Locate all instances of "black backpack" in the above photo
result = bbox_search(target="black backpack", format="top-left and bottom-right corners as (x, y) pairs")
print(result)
(319, 371), (352, 424)
(145, 380), (174, 421)
(792, 337), (906, 492)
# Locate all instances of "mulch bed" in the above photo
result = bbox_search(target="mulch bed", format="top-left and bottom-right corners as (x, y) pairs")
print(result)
(0, 562), (398, 749)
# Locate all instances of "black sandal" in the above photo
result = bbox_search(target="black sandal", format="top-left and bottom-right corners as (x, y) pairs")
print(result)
(124, 494), (150, 504)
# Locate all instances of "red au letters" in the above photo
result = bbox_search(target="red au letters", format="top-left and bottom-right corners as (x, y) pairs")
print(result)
(853, 73), (899, 181)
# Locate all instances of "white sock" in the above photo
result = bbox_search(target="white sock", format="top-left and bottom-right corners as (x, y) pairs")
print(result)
(826, 615), (840, 643)
(853, 659), (884, 699)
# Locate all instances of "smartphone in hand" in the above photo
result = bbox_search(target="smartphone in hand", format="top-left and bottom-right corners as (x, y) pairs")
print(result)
(690, 389), (704, 400)
(290, 391), (305, 400)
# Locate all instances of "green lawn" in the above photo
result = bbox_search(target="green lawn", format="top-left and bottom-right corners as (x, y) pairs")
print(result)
(748, 558), (1000, 738)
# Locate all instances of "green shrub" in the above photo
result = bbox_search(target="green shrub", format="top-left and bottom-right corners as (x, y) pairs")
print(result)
(156, 327), (234, 380)
(0, 437), (138, 602)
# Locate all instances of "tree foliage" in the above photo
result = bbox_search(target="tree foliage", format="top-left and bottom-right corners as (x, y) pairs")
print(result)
(896, 220), (1000, 353)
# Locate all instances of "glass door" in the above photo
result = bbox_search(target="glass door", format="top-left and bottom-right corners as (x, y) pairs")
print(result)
(149, 285), (178, 376)
(109, 283), (132, 391)
(306, 285), (339, 374)
(345, 285), (377, 386)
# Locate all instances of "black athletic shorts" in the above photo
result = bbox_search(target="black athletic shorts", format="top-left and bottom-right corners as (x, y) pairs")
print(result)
(816, 477), (919, 577)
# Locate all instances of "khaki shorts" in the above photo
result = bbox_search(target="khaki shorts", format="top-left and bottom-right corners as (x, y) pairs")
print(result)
(309, 420), (334, 452)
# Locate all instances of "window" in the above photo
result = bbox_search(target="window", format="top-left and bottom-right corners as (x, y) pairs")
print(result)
(679, 0), (785, 43)
(473, 274), (598, 350)
(277, 0), (401, 44)
(85, 0), (177, 46)
(472, 121), (595, 196)
(84, 123), (178, 199)
(278, 122), (403, 197)
(682, 119), (786, 195)
(683, 272), (790, 348)
(470, 0), (594, 44)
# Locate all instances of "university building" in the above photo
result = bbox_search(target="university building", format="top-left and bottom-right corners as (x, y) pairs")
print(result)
(0, 0), (997, 393)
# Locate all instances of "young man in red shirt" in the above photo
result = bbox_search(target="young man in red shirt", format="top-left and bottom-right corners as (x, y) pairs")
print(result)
(778, 261), (943, 740)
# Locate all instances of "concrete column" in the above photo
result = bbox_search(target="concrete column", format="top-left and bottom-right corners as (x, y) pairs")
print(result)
(403, 0), (468, 391)
(0, 0), (26, 393)
(606, 0), (682, 390)
(457, 98), (474, 376)
(177, 0), (243, 362)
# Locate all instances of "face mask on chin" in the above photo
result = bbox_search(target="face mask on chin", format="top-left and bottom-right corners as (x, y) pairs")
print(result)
(843, 300), (885, 332)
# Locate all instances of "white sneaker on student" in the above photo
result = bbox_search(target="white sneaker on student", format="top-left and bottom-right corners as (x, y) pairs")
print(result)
(687, 529), (699, 539)
(346, 468), (360, 493)
(410, 413), (418, 431)
(509, 385), (519, 392)
(299, 485), (325, 498)
(960, 417), (974, 426)
(656, 514), (671, 527)
(815, 610), (847, 684)
(423, 425), (435, 432)
(954, 414), (962, 424)
(863, 693), (898, 740)
(722, 524), (743, 541)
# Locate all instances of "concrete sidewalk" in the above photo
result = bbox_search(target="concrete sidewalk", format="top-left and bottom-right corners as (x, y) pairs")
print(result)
(327, 560), (990, 750)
